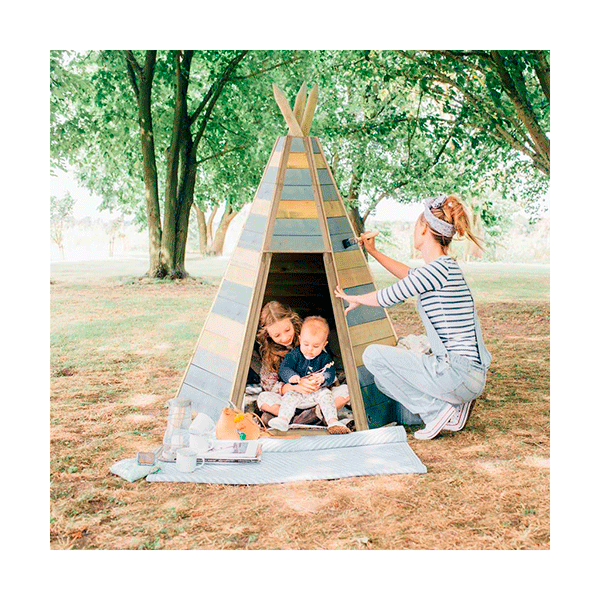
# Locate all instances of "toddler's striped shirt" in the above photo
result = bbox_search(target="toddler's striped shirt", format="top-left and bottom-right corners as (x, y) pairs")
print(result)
(376, 256), (480, 363)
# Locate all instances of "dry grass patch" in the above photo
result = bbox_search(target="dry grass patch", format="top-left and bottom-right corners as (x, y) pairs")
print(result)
(50, 273), (549, 550)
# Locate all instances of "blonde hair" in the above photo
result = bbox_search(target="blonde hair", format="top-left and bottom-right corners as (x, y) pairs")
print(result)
(256, 301), (303, 374)
(301, 315), (330, 338)
(420, 194), (483, 251)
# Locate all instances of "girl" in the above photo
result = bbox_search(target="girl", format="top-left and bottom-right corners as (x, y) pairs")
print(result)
(255, 301), (349, 424)
(334, 194), (492, 440)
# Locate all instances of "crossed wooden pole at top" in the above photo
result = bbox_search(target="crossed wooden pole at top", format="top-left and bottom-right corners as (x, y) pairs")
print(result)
(272, 82), (318, 137)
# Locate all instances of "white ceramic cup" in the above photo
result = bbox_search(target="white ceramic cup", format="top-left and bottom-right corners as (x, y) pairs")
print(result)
(189, 434), (215, 454)
(176, 447), (198, 472)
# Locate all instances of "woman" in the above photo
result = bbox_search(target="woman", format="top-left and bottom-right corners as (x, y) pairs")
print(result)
(334, 194), (492, 440)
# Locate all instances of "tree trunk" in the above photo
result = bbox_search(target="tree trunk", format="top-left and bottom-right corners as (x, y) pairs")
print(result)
(209, 202), (238, 256)
(346, 165), (365, 237)
(192, 202), (208, 255)
(124, 51), (163, 277)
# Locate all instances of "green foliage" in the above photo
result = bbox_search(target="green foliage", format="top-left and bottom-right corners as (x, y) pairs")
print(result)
(50, 49), (549, 256)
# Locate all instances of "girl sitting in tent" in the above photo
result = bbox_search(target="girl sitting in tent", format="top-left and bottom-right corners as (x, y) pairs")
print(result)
(254, 301), (349, 427)
(334, 194), (492, 440)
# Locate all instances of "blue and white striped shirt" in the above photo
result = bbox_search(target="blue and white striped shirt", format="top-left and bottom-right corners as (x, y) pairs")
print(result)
(376, 256), (480, 362)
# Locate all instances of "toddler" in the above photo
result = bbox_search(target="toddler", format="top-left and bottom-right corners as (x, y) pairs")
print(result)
(269, 316), (350, 434)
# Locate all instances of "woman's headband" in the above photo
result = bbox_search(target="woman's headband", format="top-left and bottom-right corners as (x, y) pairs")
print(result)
(423, 195), (456, 238)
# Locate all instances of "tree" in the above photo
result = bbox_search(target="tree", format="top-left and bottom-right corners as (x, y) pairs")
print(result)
(398, 50), (550, 176)
(50, 192), (75, 258)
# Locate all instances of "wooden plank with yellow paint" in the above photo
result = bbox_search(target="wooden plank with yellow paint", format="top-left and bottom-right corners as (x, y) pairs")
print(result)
(352, 336), (397, 367)
(223, 262), (259, 288)
(268, 150), (282, 168)
(335, 266), (374, 289)
(286, 152), (327, 169)
(203, 312), (247, 344)
(250, 197), (271, 216)
(348, 319), (395, 347)
(276, 200), (318, 219)
(229, 246), (261, 271)
(323, 201), (347, 218)
(197, 329), (244, 363)
(332, 249), (366, 271)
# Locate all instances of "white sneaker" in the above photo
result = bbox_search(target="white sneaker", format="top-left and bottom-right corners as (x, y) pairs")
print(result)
(414, 404), (456, 440)
(269, 417), (290, 432)
(443, 400), (475, 432)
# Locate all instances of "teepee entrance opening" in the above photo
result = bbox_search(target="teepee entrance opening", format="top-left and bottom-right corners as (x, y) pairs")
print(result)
(254, 251), (345, 380)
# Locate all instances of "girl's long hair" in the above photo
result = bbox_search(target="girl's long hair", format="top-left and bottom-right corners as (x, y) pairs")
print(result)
(256, 301), (303, 374)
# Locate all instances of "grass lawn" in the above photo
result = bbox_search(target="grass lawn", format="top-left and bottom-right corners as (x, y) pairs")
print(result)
(50, 258), (549, 551)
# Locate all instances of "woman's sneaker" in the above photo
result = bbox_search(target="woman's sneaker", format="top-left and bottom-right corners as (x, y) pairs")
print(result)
(414, 404), (456, 440)
(443, 400), (475, 432)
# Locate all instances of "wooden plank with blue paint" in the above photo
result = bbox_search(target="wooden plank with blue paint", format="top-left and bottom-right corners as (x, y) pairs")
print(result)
(237, 228), (264, 252)
(218, 279), (254, 307)
(283, 169), (313, 186)
(211, 295), (250, 324)
(242, 213), (268, 234)
(310, 137), (321, 153)
(185, 363), (233, 401)
(262, 166), (279, 185)
(269, 235), (324, 252)
(316, 168), (333, 185)
(327, 216), (354, 235)
(289, 137), (306, 152)
(191, 346), (237, 382)
(257, 181), (276, 200)
(273, 218), (321, 236)
(179, 383), (229, 422)
(320, 184), (339, 201)
(280, 185), (314, 200)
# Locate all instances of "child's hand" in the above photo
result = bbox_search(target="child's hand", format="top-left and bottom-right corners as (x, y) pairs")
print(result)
(295, 377), (319, 395)
(309, 373), (325, 386)
(289, 375), (300, 384)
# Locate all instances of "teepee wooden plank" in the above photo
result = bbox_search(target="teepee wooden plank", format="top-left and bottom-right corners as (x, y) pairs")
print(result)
(270, 235), (325, 252)
(203, 311), (246, 343)
(348, 319), (394, 347)
(197, 329), (243, 363)
(352, 336), (398, 367)
(289, 138), (306, 152)
(250, 197), (271, 216)
(276, 200), (319, 219)
(223, 263), (259, 288)
(283, 169), (313, 186)
(320, 184), (339, 201)
(272, 218), (321, 236)
(191, 346), (237, 382)
(323, 201), (346, 218)
(336, 266), (374, 289)
(280, 185), (314, 200)
(186, 363), (233, 400)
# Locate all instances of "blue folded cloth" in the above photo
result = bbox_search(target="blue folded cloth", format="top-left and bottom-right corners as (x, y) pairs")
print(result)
(110, 458), (161, 482)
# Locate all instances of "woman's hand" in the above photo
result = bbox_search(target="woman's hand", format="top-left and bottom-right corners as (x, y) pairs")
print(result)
(359, 231), (377, 255)
(334, 285), (360, 316)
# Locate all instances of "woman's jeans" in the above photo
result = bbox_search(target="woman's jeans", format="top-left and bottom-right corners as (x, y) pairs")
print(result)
(363, 345), (487, 424)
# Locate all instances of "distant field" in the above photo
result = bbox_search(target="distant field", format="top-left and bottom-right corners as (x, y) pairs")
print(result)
(51, 254), (549, 304)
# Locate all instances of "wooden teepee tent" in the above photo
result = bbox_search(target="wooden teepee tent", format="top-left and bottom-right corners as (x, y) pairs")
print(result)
(177, 83), (416, 431)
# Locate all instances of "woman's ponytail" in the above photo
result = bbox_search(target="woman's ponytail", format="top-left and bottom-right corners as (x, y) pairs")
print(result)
(431, 195), (484, 251)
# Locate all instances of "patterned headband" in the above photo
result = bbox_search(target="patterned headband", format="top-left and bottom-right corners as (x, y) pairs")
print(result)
(423, 195), (456, 238)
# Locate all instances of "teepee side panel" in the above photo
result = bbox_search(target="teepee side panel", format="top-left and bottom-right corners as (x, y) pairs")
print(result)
(267, 137), (326, 253)
(176, 139), (284, 420)
(310, 137), (399, 428)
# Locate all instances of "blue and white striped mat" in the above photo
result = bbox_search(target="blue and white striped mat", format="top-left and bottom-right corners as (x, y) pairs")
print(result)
(146, 426), (426, 485)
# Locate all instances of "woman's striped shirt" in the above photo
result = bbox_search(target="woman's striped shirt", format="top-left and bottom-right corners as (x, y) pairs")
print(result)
(376, 256), (480, 362)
